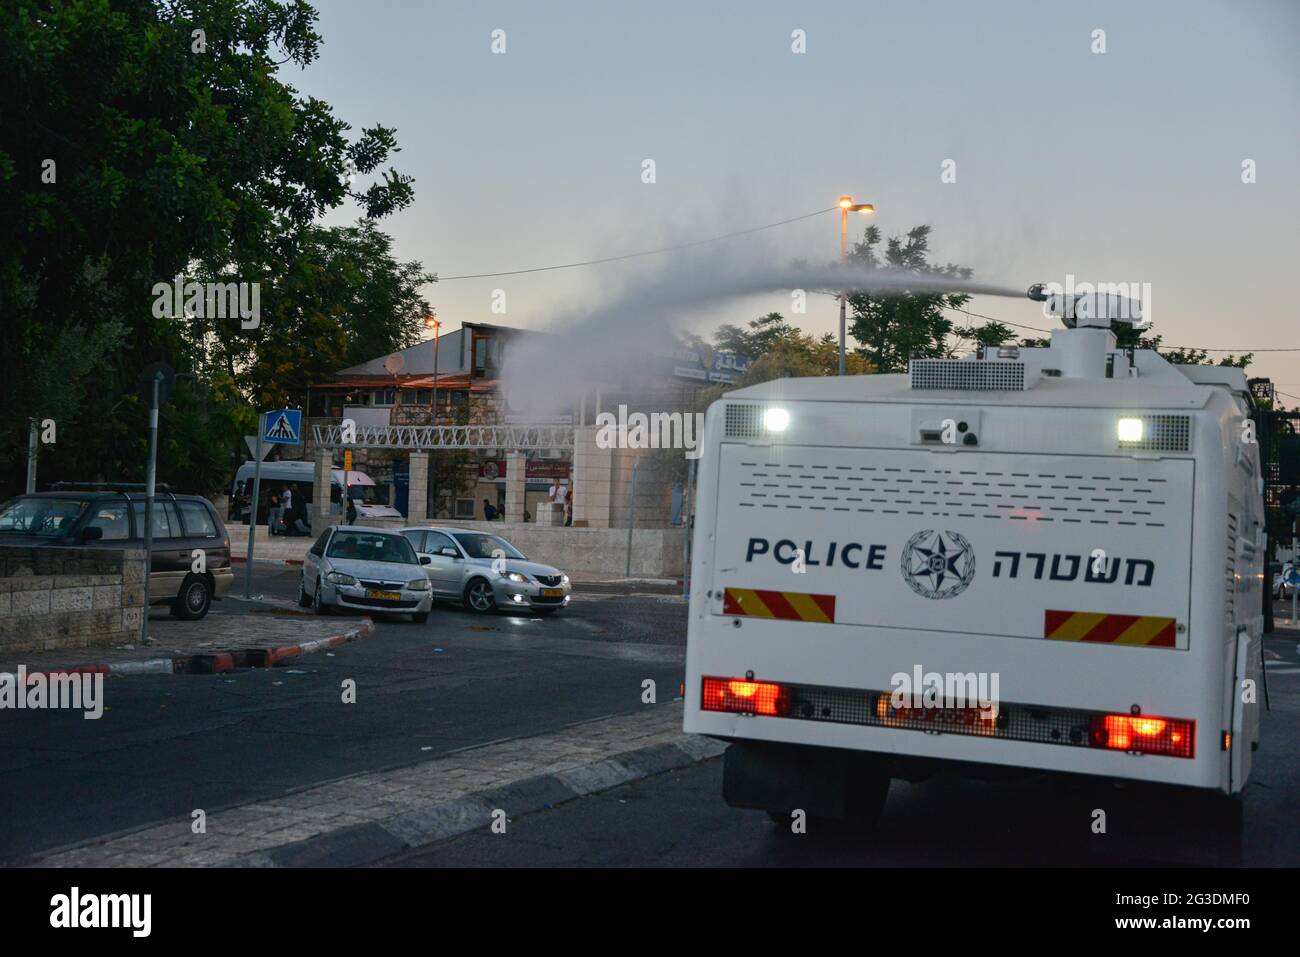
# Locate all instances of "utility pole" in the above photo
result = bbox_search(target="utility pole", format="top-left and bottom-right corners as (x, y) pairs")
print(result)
(25, 419), (38, 493)
(625, 459), (639, 578)
(837, 196), (875, 375)
(244, 413), (265, 598)
(140, 373), (161, 643)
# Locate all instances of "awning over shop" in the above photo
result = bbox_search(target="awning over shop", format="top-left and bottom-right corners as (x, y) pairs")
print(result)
(313, 374), (498, 392)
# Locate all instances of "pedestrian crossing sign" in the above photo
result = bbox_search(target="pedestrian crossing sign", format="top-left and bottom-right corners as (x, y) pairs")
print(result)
(262, 409), (302, 445)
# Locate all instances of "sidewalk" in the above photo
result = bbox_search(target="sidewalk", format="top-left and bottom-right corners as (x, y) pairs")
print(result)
(228, 523), (310, 564)
(225, 524), (683, 585)
(0, 606), (375, 678)
(26, 701), (723, 867)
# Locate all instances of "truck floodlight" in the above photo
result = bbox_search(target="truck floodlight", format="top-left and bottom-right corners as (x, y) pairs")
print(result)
(762, 407), (790, 433)
(1116, 417), (1145, 442)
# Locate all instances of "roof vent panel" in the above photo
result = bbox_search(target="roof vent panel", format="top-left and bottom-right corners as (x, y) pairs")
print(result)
(910, 359), (1033, 391)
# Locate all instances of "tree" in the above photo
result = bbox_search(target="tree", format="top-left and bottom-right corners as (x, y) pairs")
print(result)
(1017, 328), (1254, 370)
(713, 312), (799, 360)
(845, 225), (975, 372)
(0, 0), (418, 494)
(957, 320), (1018, 351)
(704, 316), (873, 397)
(1115, 330), (1252, 370)
(193, 220), (434, 410)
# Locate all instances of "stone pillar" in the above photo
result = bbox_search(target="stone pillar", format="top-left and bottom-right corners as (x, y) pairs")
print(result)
(572, 426), (612, 528)
(505, 450), (527, 523)
(408, 453), (429, 523)
(313, 449), (333, 521)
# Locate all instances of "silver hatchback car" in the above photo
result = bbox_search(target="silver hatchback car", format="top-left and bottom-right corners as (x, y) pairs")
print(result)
(299, 526), (433, 622)
(399, 526), (572, 615)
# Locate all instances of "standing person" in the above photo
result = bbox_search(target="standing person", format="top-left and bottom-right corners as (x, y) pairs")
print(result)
(483, 499), (497, 521)
(564, 497), (573, 527)
(547, 478), (568, 521)
(267, 489), (282, 536)
(346, 488), (357, 525)
(290, 483), (311, 535)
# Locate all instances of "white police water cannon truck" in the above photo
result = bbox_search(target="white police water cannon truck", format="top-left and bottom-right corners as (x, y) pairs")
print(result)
(683, 284), (1265, 831)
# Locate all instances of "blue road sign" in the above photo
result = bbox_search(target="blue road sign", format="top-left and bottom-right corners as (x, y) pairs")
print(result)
(262, 408), (302, 445)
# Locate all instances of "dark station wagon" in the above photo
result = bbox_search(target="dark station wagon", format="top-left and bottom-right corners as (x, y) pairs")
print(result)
(0, 483), (235, 620)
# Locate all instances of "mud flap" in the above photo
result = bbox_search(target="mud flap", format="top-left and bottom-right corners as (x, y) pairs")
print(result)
(722, 741), (888, 821)
(1230, 628), (1260, 791)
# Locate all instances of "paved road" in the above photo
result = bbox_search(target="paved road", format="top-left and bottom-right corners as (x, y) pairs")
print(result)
(384, 633), (1300, 868)
(0, 568), (686, 862)
(6, 564), (1297, 868)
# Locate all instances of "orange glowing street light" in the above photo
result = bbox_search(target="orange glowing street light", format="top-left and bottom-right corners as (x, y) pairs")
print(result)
(836, 196), (874, 375)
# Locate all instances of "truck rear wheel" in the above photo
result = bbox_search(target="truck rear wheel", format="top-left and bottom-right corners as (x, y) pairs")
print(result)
(723, 742), (891, 833)
(764, 766), (891, 834)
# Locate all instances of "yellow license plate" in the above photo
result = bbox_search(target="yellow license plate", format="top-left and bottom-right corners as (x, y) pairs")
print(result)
(367, 589), (401, 601)
(541, 588), (563, 598)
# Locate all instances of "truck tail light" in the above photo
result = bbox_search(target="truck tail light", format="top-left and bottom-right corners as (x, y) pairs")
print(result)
(695, 675), (1196, 762)
(701, 676), (791, 717)
(1089, 714), (1194, 759)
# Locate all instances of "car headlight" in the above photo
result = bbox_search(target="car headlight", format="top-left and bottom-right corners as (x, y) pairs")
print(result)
(505, 572), (527, 583)
(561, 574), (570, 585)
(326, 572), (357, 586)
(406, 578), (430, 591)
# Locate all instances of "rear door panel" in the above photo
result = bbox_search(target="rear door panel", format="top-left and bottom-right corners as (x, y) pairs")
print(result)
(711, 444), (1194, 647)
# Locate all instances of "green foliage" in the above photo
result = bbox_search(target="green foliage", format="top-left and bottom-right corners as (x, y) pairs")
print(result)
(957, 320), (1017, 350)
(1116, 330), (1252, 370)
(713, 313), (798, 360)
(0, 0), (421, 495)
(191, 220), (434, 410)
(428, 401), (476, 519)
(1020, 330), (1251, 371)
(700, 315), (873, 405)
(845, 225), (974, 372)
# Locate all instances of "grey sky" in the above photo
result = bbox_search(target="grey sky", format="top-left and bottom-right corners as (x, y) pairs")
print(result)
(299, 0), (1300, 389)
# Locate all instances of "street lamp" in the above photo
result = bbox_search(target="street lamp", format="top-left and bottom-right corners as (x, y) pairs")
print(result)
(836, 196), (874, 376)
(424, 312), (441, 424)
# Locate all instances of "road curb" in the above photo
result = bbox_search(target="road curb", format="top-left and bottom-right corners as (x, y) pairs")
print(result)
(571, 577), (683, 587)
(229, 735), (727, 868)
(230, 556), (304, 567)
(0, 618), (376, 681)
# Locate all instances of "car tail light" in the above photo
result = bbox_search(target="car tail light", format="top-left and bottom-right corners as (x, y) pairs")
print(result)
(701, 676), (791, 717)
(1089, 714), (1194, 759)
